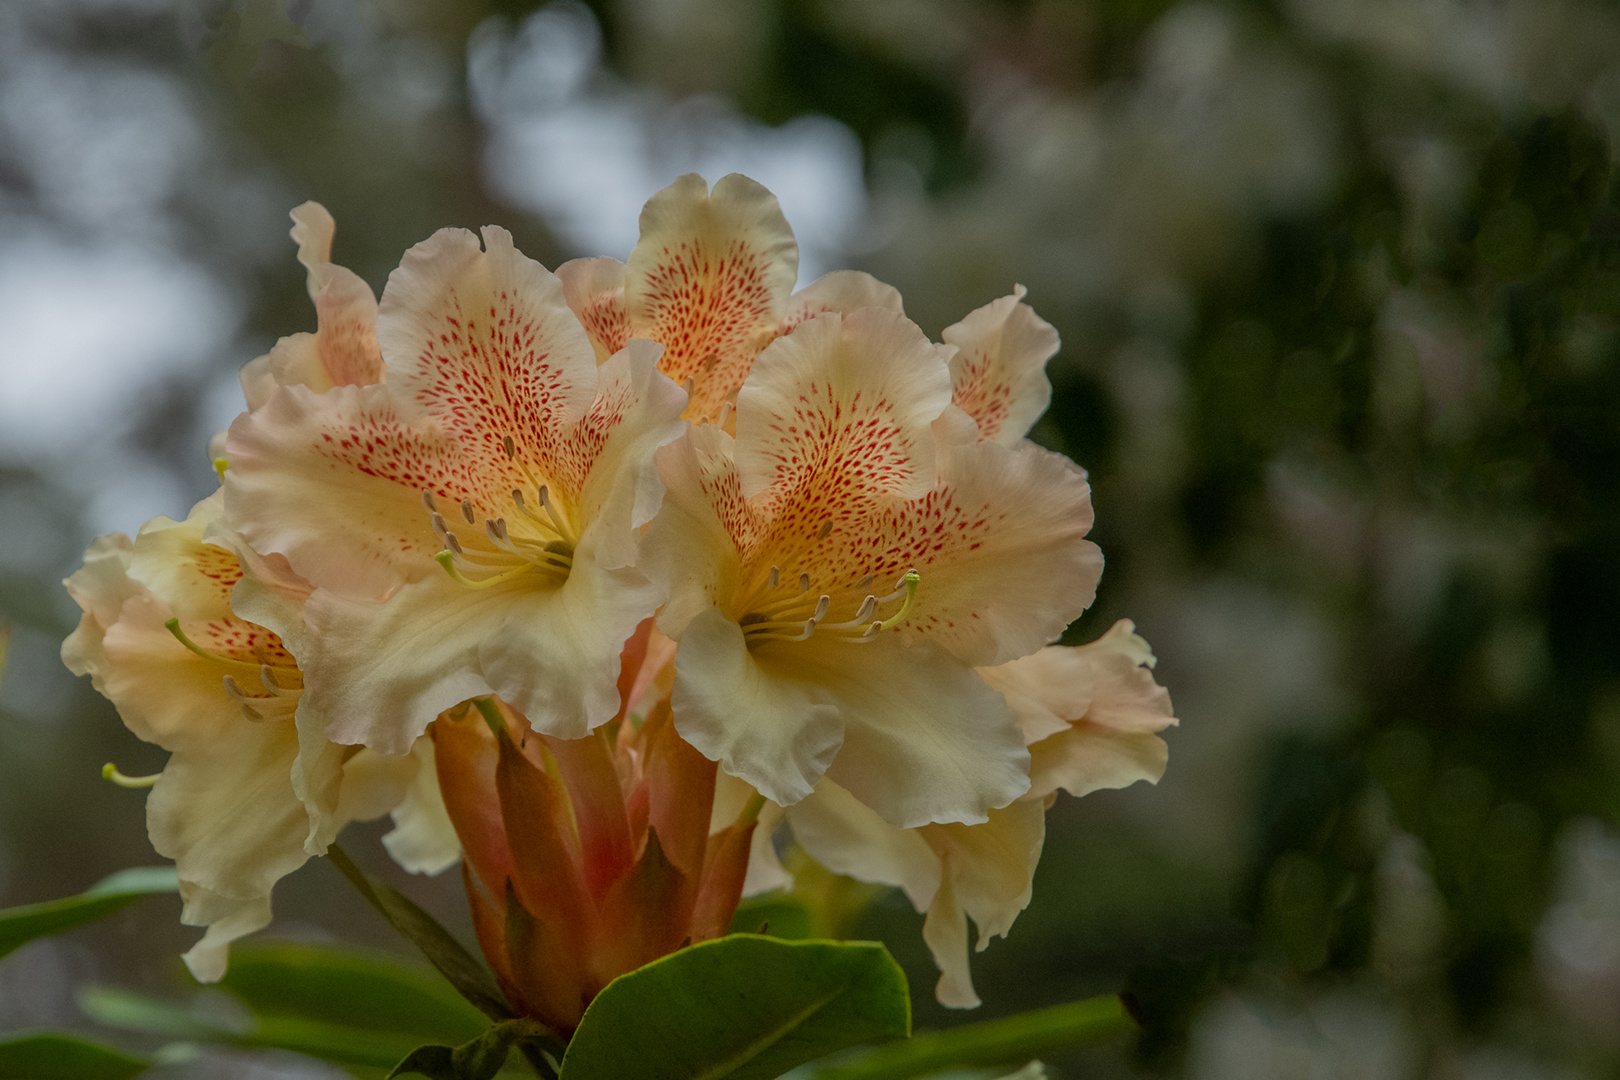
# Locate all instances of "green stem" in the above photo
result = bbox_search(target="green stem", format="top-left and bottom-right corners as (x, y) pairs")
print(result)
(812, 994), (1136, 1080)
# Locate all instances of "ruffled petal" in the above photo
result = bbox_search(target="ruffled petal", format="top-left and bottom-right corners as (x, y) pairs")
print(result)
(375, 225), (598, 493)
(787, 780), (1044, 1008)
(224, 383), (449, 599)
(179, 886), (273, 983)
(978, 646), (1093, 746)
(61, 533), (137, 681)
(557, 256), (630, 365)
(146, 712), (307, 903)
(785, 780), (941, 910)
(381, 737), (462, 875)
(810, 637), (1031, 828)
(305, 552), (659, 755)
(646, 424), (760, 636)
(941, 287), (1059, 446)
(625, 174), (799, 419)
(668, 607), (844, 808)
(570, 339), (689, 572)
(290, 202), (385, 390)
(1028, 726), (1169, 800)
(776, 270), (903, 336)
(735, 308), (953, 510)
(998, 621), (1178, 800)
(884, 439), (1102, 667)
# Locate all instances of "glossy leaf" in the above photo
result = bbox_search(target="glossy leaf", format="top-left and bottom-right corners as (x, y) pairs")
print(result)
(0, 867), (177, 961)
(389, 1019), (557, 1080)
(559, 935), (910, 1080)
(222, 941), (491, 1046)
(809, 995), (1133, 1080)
(328, 844), (513, 1022)
(0, 1033), (149, 1079)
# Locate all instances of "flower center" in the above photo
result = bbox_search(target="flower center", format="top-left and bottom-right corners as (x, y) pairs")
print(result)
(424, 436), (577, 591)
(165, 618), (303, 722)
(738, 567), (919, 646)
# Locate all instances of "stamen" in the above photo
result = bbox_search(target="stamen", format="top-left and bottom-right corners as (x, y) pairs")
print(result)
(816, 520), (832, 540)
(716, 402), (732, 428)
(213, 458), (229, 482)
(422, 490), (438, 514)
(461, 499), (477, 525)
(811, 594), (830, 622)
(786, 620), (816, 642)
(102, 763), (159, 789)
(875, 570), (921, 631)
(445, 531), (464, 555)
(820, 595), (878, 631)
(164, 619), (259, 670)
(502, 435), (516, 458)
(857, 573), (874, 590)
(799, 572), (810, 593)
(431, 513), (452, 546)
(768, 565), (780, 590)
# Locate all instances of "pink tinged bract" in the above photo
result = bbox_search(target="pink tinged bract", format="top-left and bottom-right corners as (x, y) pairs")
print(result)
(225, 224), (687, 756)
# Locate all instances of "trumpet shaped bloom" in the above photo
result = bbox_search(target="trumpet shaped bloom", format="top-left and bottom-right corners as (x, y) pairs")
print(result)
(557, 173), (903, 420)
(649, 306), (1104, 828)
(433, 694), (757, 1035)
(61, 495), (449, 979)
(225, 225), (687, 753)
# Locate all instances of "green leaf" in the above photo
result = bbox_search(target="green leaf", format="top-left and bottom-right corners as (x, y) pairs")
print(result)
(0, 1033), (150, 1079)
(559, 934), (910, 1080)
(79, 986), (428, 1070)
(808, 995), (1134, 1080)
(0, 867), (177, 962)
(388, 1019), (557, 1080)
(221, 941), (491, 1046)
(327, 844), (512, 1022)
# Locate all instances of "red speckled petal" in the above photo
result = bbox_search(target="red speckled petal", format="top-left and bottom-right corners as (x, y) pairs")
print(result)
(225, 383), (454, 600)
(625, 174), (798, 419)
(377, 225), (598, 502)
(557, 256), (631, 365)
(646, 424), (766, 637)
(735, 308), (953, 530)
(941, 287), (1059, 446)
(877, 439), (1102, 667)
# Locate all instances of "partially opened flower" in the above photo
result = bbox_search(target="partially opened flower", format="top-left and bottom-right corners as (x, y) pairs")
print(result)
(61, 494), (452, 979)
(225, 224), (687, 755)
(648, 305), (1103, 828)
(557, 173), (902, 420)
(432, 689), (759, 1036)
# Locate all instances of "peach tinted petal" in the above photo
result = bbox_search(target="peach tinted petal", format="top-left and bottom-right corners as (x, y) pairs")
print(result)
(942, 287), (1059, 446)
(735, 308), (953, 514)
(377, 225), (598, 499)
(557, 256), (630, 365)
(626, 173), (798, 419)
(776, 270), (903, 337)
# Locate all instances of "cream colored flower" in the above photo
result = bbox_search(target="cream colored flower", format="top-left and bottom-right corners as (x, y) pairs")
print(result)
(648, 305), (1103, 828)
(224, 224), (687, 755)
(785, 622), (1176, 1008)
(982, 619), (1178, 801)
(787, 779), (1045, 1009)
(556, 173), (902, 420)
(61, 494), (454, 980)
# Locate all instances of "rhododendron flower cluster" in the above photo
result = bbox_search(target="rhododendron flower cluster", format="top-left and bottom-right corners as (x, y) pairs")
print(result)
(63, 174), (1177, 1019)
